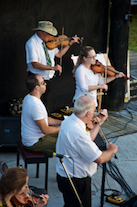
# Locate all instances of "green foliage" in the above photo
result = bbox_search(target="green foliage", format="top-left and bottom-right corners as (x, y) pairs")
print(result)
(107, 6), (137, 51)
(129, 6), (137, 51)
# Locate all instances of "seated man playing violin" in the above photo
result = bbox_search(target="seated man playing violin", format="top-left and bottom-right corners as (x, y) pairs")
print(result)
(72, 46), (125, 108)
(25, 20), (78, 81)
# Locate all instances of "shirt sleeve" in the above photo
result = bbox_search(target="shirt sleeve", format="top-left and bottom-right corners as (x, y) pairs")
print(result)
(74, 132), (102, 163)
(31, 103), (45, 121)
(53, 47), (59, 55)
(25, 42), (39, 64)
(75, 67), (89, 92)
(98, 74), (105, 85)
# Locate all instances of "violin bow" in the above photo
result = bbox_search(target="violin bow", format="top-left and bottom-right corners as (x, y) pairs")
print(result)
(97, 50), (109, 111)
(27, 185), (36, 207)
(104, 47), (109, 84)
(95, 117), (117, 159)
(59, 26), (64, 76)
(104, 1), (111, 85)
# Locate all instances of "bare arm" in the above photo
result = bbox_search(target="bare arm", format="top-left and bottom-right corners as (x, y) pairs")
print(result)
(106, 72), (125, 83)
(32, 62), (53, 70)
(48, 117), (62, 125)
(106, 76), (115, 83)
(55, 44), (70, 58)
(89, 109), (108, 141)
(94, 142), (118, 164)
(31, 62), (62, 73)
(55, 35), (79, 58)
(35, 119), (60, 135)
(89, 124), (101, 141)
(88, 84), (108, 92)
(89, 72), (125, 91)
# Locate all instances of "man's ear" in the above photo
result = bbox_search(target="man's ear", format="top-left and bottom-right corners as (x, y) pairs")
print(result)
(86, 111), (94, 119)
(35, 85), (39, 91)
(86, 111), (90, 117)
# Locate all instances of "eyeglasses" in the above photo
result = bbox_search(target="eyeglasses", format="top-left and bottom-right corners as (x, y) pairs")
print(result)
(87, 55), (97, 59)
(37, 81), (45, 86)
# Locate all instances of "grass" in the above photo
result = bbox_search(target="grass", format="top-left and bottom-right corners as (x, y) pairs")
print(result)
(108, 6), (137, 51)
(129, 6), (137, 51)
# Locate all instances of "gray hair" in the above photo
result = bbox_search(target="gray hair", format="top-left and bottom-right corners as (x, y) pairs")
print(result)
(73, 96), (94, 117)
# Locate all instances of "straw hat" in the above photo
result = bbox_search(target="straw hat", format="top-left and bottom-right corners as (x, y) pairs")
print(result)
(33, 21), (58, 36)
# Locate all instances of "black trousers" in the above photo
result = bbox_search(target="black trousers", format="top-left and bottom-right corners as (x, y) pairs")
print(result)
(57, 174), (91, 207)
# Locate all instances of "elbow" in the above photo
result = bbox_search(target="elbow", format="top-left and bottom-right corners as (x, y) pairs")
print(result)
(80, 87), (88, 93)
(98, 158), (104, 164)
(94, 156), (104, 164)
(44, 131), (51, 135)
(57, 54), (61, 58)
(42, 129), (50, 135)
(32, 62), (37, 68)
(55, 53), (61, 58)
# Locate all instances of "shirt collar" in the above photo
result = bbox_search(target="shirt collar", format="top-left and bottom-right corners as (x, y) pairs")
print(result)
(71, 113), (87, 131)
(35, 33), (43, 44)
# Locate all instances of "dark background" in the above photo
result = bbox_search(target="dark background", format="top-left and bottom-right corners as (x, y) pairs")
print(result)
(0, 0), (131, 115)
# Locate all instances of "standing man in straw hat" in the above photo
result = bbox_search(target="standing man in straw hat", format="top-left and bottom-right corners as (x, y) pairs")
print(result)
(25, 20), (78, 81)
(25, 21), (78, 110)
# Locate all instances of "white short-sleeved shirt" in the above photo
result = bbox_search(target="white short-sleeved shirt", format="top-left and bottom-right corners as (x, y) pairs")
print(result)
(21, 94), (48, 147)
(73, 64), (104, 107)
(56, 113), (102, 178)
(25, 33), (59, 80)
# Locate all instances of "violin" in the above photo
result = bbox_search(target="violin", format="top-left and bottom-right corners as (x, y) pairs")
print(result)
(11, 189), (41, 207)
(46, 35), (84, 49)
(91, 60), (129, 80)
(86, 113), (102, 131)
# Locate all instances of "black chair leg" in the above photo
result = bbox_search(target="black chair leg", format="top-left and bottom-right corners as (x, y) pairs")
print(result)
(25, 162), (27, 169)
(36, 163), (39, 178)
(45, 158), (49, 191)
(17, 149), (20, 166)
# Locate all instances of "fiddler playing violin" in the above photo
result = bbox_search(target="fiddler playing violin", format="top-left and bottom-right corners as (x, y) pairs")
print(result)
(0, 167), (49, 207)
(86, 110), (104, 131)
(72, 46), (127, 109)
(26, 20), (83, 81)
(12, 187), (48, 207)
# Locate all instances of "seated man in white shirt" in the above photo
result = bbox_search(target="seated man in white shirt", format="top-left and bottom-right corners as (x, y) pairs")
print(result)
(21, 74), (62, 152)
(56, 95), (118, 207)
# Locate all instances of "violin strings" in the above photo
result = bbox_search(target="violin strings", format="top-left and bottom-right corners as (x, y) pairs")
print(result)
(27, 185), (36, 207)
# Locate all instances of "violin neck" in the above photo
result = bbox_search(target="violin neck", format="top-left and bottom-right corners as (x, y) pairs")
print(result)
(30, 192), (41, 199)
(107, 66), (119, 74)
(107, 66), (129, 80)
(60, 37), (71, 41)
